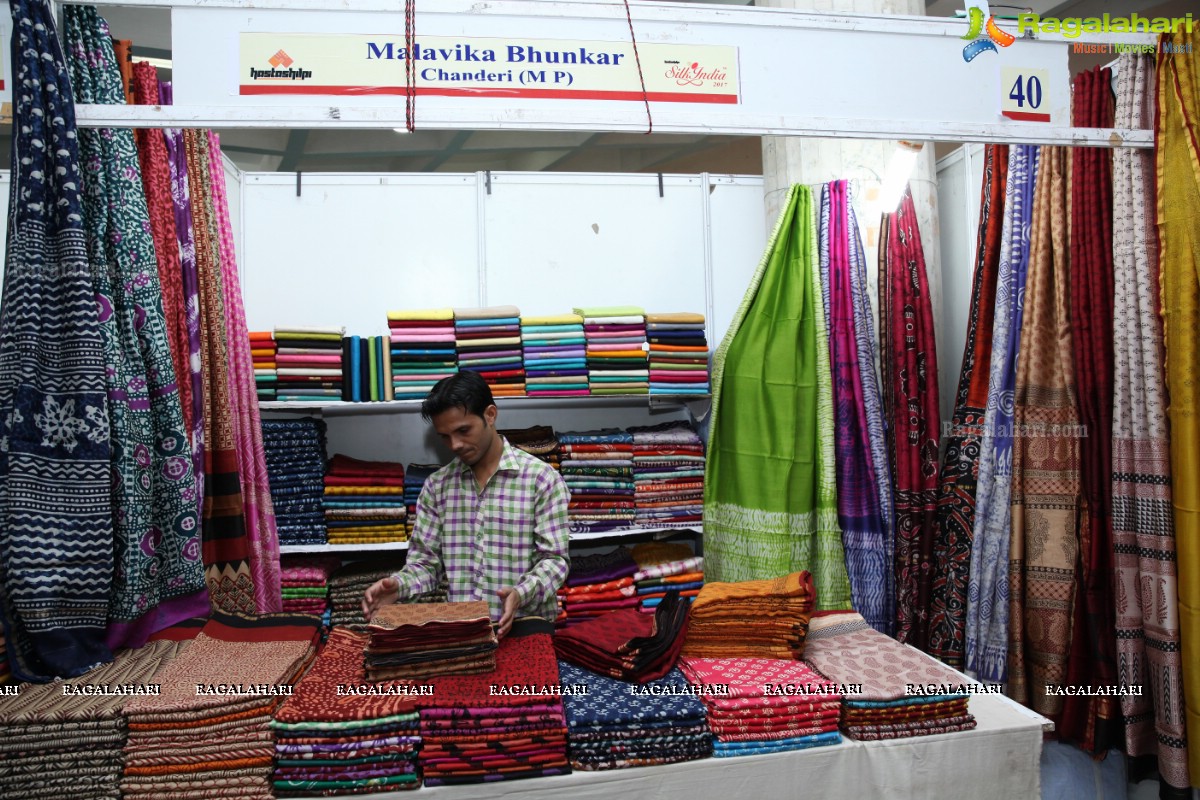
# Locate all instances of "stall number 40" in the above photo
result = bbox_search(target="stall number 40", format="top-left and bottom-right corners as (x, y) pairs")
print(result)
(1008, 74), (1043, 109)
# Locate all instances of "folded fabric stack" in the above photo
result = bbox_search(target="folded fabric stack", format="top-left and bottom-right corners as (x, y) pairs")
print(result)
(0, 632), (8, 685)
(554, 589), (690, 680)
(629, 420), (705, 529)
(250, 330), (277, 401)
(574, 305), (649, 395)
(558, 428), (636, 531)
(272, 628), (422, 796)
(279, 554), (342, 628)
(454, 305), (525, 397)
(629, 541), (705, 610)
(403, 463), (441, 539)
(388, 308), (457, 401)
(417, 627), (571, 786)
(680, 656), (844, 757)
(521, 313), (588, 396)
(0, 638), (187, 800)
(646, 312), (710, 395)
(345, 334), (394, 402)
(365, 601), (498, 681)
(682, 572), (816, 659)
(324, 454), (409, 545)
(121, 613), (321, 800)
(263, 418), (329, 546)
(499, 425), (562, 470)
(558, 661), (712, 771)
(274, 326), (346, 402)
(556, 546), (640, 625)
(802, 612), (977, 740)
(326, 558), (405, 628)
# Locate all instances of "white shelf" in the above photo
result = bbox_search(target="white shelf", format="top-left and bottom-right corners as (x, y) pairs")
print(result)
(279, 541), (409, 554)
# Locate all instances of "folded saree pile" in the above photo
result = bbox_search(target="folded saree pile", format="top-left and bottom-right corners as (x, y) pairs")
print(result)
(680, 656), (843, 756)
(121, 613), (321, 800)
(646, 312), (710, 395)
(0, 637), (189, 800)
(327, 559), (446, 629)
(324, 454), (408, 545)
(249, 330), (277, 401)
(0, 631), (8, 685)
(499, 425), (562, 470)
(553, 589), (690, 681)
(417, 626), (571, 786)
(556, 546), (640, 624)
(558, 661), (712, 770)
(629, 420), (705, 529)
(682, 572), (816, 659)
(272, 628), (422, 796)
(365, 602), (498, 681)
(521, 314), (588, 396)
(344, 334), (393, 402)
(273, 326), (346, 402)
(558, 428), (637, 531)
(629, 541), (705, 609)
(802, 612), (977, 740)
(387, 308), (457, 401)
(574, 305), (649, 396)
(454, 305), (525, 397)
(403, 463), (440, 539)
(279, 554), (341, 625)
(263, 418), (329, 546)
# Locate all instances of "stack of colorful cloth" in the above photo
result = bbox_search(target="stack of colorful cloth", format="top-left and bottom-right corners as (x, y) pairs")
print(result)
(499, 425), (561, 470)
(454, 305), (525, 397)
(387, 308), (457, 400)
(802, 611), (977, 740)
(575, 305), (649, 395)
(327, 558), (405, 628)
(682, 572), (815, 659)
(346, 334), (394, 402)
(403, 463), (441, 539)
(646, 312), (710, 395)
(521, 313), (588, 396)
(680, 656), (844, 757)
(365, 601), (498, 681)
(0, 637), (188, 800)
(274, 326), (346, 402)
(558, 428), (636, 531)
(556, 547), (640, 625)
(417, 626), (570, 786)
(629, 420), (706, 528)
(121, 612), (321, 800)
(558, 661), (712, 770)
(272, 628), (422, 796)
(263, 418), (329, 546)
(250, 330), (277, 401)
(629, 541), (705, 610)
(279, 554), (341, 627)
(324, 454), (409, 545)
(554, 589), (690, 679)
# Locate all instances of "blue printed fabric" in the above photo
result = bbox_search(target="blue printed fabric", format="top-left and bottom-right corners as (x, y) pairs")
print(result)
(557, 661), (708, 730)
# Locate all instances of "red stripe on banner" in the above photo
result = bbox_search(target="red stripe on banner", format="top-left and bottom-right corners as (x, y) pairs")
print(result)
(1002, 109), (1052, 122)
(238, 84), (738, 104)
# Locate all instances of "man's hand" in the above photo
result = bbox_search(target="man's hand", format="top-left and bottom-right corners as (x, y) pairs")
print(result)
(362, 576), (400, 621)
(496, 587), (521, 639)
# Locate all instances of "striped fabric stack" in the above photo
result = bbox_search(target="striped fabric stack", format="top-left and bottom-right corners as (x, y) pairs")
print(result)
(0, 632), (8, 685)
(263, 418), (329, 547)
(499, 425), (561, 471)
(388, 308), (457, 401)
(323, 454), (409, 545)
(558, 429), (636, 531)
(629, 420), (706, 529)
(249, 331), (277, 401)
(454, 305), (525, 397)
(345, 334), (394, 402)
(403, 463), (441, 540)
(521, 313), (588, 396)
(646, 312), (710, 395)
(575, 306), (649, 395)
(629, 541), (704, 610)
(327, 560), (448, 629)
(279, 554), (341, 629)
(274, 326), (346, 402)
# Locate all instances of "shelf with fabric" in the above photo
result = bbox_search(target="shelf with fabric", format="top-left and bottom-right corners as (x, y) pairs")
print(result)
(277, 526), (700, 554)
(258, 394), (711, 417)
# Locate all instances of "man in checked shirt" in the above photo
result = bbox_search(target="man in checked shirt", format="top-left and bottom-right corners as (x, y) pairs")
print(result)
(361, 371), (570, 638)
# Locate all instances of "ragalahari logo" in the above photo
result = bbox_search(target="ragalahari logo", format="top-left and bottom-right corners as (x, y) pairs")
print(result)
(961, 1), (1016, 62)
(268, 49), (294, 68)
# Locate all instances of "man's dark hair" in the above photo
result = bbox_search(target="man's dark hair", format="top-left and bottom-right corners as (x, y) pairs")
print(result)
(421, 371), (496, 421)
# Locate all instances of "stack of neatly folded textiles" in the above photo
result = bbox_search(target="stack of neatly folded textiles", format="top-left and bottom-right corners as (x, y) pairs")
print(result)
(272, 627), (422, 796)
(403, 463), (441, 539)
(682, 572), (816, 660)
(646, 312), (710, 395)
(387, 308), (457, 400)
(454, 305), (525, 397)
(365, 601), (498, 681)
(629, 420), (705, 528)
(263, 418), (329, 546)
(574, 305), (649, 395)
(554, 589), (690, 680)
(417, 626), (571, 786)
(558, 428), (636, 531)
(327, 559), (403, 628)
(250, 331), (277, 401)
(629, 541), (705, 610)
(324, 454), (409, 545)
(279, 554), (341, 627)
(274, 326), (346, 402)
(521, 313), (588, 396)
(499, 425), (561, 470)
(556, 547), (640, 626)
(558, 660), (712, 771)
(802, 611), (977, 740)
(680, 656), (844, 757)
(121, 613), (321, 800)
(345, 335), (394, 402)
(0, 632), (8, 685)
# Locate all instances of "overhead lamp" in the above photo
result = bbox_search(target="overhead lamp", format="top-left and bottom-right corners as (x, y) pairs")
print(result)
(877, 140), (924, 214)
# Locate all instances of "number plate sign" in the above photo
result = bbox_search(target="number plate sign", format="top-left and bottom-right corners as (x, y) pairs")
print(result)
(1001, 66), (1051, 122)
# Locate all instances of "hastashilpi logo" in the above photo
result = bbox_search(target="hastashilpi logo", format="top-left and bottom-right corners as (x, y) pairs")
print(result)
(249, 49), (312, 81)
(961, 1), (1015, 62)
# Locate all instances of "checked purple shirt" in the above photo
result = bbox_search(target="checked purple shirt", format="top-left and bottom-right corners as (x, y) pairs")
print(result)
(391, 437), (570, 621)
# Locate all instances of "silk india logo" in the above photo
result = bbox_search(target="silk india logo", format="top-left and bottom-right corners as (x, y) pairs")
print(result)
(961, 1), (1016, 61)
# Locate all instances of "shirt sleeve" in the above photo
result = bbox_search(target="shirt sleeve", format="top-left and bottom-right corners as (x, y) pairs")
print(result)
(391, 479), (445, 600)
(511, 467), (570, 611)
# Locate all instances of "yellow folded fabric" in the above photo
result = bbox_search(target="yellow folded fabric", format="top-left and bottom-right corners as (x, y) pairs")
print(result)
(646, 312), (706, 324)
(585, 350), (647, 359)
(572, 305), (645, 317)
(453, 305), (521, 320)
(521, 314), (584, 326)
(387, 308), (454, 321)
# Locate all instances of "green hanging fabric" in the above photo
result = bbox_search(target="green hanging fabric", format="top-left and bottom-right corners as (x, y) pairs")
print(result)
(703, 185), (850, 610)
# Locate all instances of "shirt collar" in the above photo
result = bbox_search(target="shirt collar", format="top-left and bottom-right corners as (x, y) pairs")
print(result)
(455, 435), (520, 477)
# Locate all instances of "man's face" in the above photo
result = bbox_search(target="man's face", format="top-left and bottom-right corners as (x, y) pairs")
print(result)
(432, 405), (498, 467)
